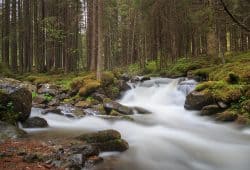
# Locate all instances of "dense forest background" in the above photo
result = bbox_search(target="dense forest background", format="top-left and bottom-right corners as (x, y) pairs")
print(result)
(0, 0), (250, 76)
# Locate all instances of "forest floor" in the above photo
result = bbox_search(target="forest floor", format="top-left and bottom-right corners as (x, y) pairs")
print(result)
(0, 139), (59, 170)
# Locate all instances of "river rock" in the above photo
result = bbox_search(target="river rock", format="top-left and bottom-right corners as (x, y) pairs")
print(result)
(91, 93), (107, 102)
(33, 95), (46, 105)
(104, 101), (133, 115)
(76, 130), (121, 143)
(133, 107), (151, 114)
(23, 153), (41, 163)
(184, 91), (214, 110)
(37, 84), (59, 96)
(120, 73), (130, 81)
(217, 101), (229, 109)
(75, 101), (91, 108)
(131, 76), (150, 83)
(42, 107), (62, 115)
(22, 117), (49, 128)
(76, 130), (129, 152)
(65, 154), (83, 170)
(48, 98), (60, 107)
(84, 156), (104, 169)
(0, 121), (26, 142)
(118, 80), (131, 91)
(200, 105), (223, 116)
(71, 145), (100, 157)
(216, 111), (238, 122)
(0, 78), (32, 122)
(93, 139), (129, 152)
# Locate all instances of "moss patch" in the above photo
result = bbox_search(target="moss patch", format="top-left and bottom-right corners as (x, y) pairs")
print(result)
(79, 80), (100, 97)
(196, 81), (243, 103)
(101, 71), (115, 86)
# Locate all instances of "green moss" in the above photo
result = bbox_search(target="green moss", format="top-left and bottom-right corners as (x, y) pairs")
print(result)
(44, 93), (53, 102)
(195, 81), (215, 91)
(70, 77), (85, 90)
(103, 98), (112, 103)
(101, 71), (115, 86)
(127, 63), (141, 76)
(196, 81), (243, 103)
(79, 80), (100, 97)
(143, 61), (158, 74)
(193, 67), (213, 80)
(86, 96), (99, 105)
(32, 92), (38, 99)
(96, 104), (107, 115)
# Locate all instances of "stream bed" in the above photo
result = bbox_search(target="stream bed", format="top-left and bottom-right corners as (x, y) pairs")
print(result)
(24, 78), (250, 170)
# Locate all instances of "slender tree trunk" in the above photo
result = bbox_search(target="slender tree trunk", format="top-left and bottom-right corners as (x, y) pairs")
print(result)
(11, 0), (17, 72)
(96, 0), (104, 80)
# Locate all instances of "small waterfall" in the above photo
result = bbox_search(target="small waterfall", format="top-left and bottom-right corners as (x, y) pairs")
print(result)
(27, 78), (250, 170)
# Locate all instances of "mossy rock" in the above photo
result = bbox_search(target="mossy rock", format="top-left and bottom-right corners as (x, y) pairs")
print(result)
(195, 81), (243, 103)
(184, 91), (214, 110)
(76, 129), (121, 143)
(200, 105), (222, 116)
(94, 104), (107, 115)
(70, 77), (85, 91)
(101, 71), (115, 86)
(192, 67), (213, 81)
(79, 80), (100, 97)
(110, 110), (121, 116)
(75, 100), (91, 108)
(0, 79), (32, 123)
(93, 139), (129, 152)
(103, 98), (112, 103)
(0, 121), (26, 142)
(216, 110), (238, 122)
(236, 114), (250, 125)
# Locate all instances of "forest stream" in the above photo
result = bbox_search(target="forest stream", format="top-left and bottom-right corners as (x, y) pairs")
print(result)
(23, 78), (250, 170)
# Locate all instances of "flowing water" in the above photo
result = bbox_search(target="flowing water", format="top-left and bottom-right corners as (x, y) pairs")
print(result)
(26, 78), (250, 170)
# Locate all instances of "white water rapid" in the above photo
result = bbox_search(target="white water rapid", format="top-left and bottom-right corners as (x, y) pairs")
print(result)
(26, 78), (250, 170)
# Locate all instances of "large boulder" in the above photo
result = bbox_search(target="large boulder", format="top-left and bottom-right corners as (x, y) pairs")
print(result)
(0, 78), (32, 123)
(103, 101), (133, 115)
(76, 130), (129, 152)
(22, 117), (49, 128)
(184, 91), (214, 110)
(0, 121), (26, 142)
